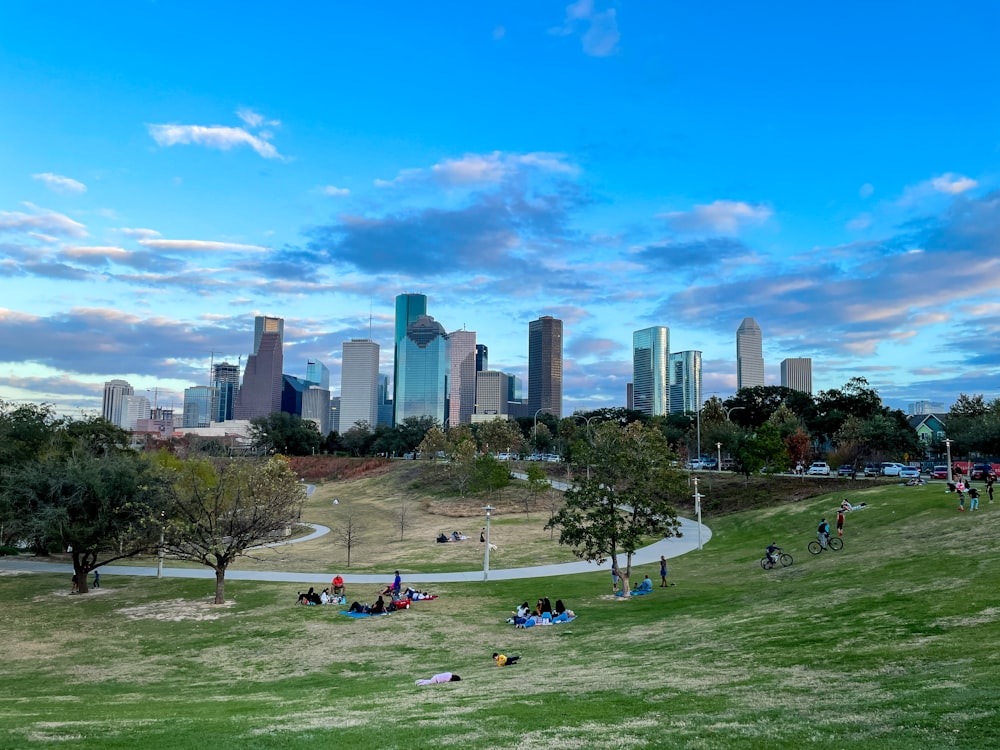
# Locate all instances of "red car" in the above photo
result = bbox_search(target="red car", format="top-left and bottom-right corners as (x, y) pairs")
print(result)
(931, 466), (949, 480)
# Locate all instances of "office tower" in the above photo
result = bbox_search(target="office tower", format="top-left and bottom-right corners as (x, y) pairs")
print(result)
(909, 400), (945, 415)
(234, 330), (283, 419)
(476, 344), (489, 373)
(329, 397), (340, 434)
(340, 339), (380, 432)
(780, 358), (813, 394)
(305, 359), (330, 390)
(736, 317), (765, 390)
(626, 382), (634, 411)
(102, 379), (133, 427)
(448, 329), (477, 426)
(528, 315), (563, 419)
(393, 293), (427, 422)
(669, 351), (703, 415)
(122, 394), (150, 431)
(183, 386), (214, 428)
(302, 385), (331, 436)
(281, 375), (312, 416)
(632, 327), (669, 417)
(395, 314), (450, 425)
(211, 362), (240, 422)
(475, 370), (511, 416)
(253, 315), (284, 355)
(377, 374), (393, 426)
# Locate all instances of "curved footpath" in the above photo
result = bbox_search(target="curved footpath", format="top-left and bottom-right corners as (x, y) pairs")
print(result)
(0, 476), (713, 585)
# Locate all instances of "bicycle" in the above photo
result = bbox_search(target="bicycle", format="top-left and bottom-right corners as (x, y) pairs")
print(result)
(807, 534), (843, 555)
(760, 550), (793, 569)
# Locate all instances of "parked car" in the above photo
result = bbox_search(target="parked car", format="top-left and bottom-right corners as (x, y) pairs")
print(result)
(899, 466), (921, 479)
(807, 462), (831, 476)
(931, 465), (949, 479)
(864, 464), (880, 477)
(881, 462), (906, 476)
(685, 459), (708, 470)
(837, 465), (855, 477)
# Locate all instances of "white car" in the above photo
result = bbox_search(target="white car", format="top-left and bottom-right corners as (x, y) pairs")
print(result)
(881, 462), (906, 476)
(807, 462), (831, 476)
(899, 466), (921, 479)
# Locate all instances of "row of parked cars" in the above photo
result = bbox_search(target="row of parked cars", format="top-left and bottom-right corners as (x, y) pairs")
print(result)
(806, 461), (922, 478)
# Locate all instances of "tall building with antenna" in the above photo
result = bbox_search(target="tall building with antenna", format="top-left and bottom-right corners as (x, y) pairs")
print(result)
(211, 362), (240, 422)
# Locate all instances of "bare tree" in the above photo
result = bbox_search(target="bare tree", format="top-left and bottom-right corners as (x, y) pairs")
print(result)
(397, 501), (408, 542)
(161, 456), (305, 604)
(335, 514), (364, 567)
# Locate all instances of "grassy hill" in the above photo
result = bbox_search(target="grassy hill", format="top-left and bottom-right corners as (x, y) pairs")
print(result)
(1, 473), (997, 748)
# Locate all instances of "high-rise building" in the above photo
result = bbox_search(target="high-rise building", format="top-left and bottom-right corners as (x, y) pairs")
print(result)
(909, 400), (945, 415)
(669, 351), (703, 414)
(377, 373), (393, 427)
(281, 374), (312, 416)
(448, 329), (477, 426)
(340, 339), (380, 432)
(302, 385), (331, 436)
(211, 362), (240, 423)
(305, 359), (330, 390)
(395, 314), (450, 425)
(780, 358), (813, 394)
(183, 386), (214, 428)
(626, 382), (634, 411)
(476, 344), (489, 373)
(475, 370), (511, 416)
(102, 379), (133, 427)
(632, 327), (669, 417)
(528, 315), (563, 419)
(329, 397), (340, 434)
(122, 394), (150, 431)
(234, 330), (283, 419)
(393, 293), (427, 423)
(253, 315), (284, 355)
(736, 317), (765, 390)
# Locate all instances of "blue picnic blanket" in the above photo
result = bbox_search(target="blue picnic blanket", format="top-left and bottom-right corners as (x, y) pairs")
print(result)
(339, 610), (390, 618)
(615, 589), (651, 597)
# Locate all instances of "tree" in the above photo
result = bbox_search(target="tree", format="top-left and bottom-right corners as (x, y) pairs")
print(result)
(160, 456), (305, 604)
(335, 514), (363, 567)
(520, 463), (549, 519)
(249, 413), (322, 456)
(471, 454), (510, 498)
(545, 421), (684, 595)
(735, 423), (789, 479)
(0, 401), (61, 465)
(340, 422), (375, 457)
(477, 418), (524, 456)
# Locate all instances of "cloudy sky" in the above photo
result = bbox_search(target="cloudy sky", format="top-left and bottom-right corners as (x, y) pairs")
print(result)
(2, 1), (999, 417)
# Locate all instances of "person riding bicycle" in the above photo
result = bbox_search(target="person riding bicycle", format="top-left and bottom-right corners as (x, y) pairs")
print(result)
(817, 518), (831, 549)
(765, 542), (781, 566)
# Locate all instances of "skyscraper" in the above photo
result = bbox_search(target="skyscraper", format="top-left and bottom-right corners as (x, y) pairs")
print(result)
(211, 362), (240, 422)
(448, 329), (477, 426)
(780, 358), (813, 394)
(669, 351), (703, 414)
(301, 385), (331, 436)
(736, 317), (765, 390)
(183, 386), (214, 428)
(102, 379), (133, 427)
(632, 326), (669, 417)
(305, 359), (330, 390)
(393, 293), (427, 422)
(234, 330), (283, 419)
(122, 394), (150, 431)
(395, 314), (450, 425)
(528, 315), (563, 419)
(476, 344), (488, 373)
(475, 370), (511, 416)
(253, 315), (284, 355)
(340, 339), (380, 432)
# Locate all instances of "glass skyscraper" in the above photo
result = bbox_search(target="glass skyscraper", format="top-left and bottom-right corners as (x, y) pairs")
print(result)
(528, 315), (563, 418)
(212, 362), (240, 422)
(183, 386), (214, 428)
(395, 314), (450, 426)
(393, 293), (427, 423)
(632, 326), (669, 416)
(669, 350), (702, 415)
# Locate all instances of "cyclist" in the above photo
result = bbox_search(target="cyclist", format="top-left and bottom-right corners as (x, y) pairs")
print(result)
(817, 518), (831, 550)
(765, 542), (781, 567)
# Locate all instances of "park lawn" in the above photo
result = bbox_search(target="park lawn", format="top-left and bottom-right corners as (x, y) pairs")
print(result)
(2, 480), (999, 748)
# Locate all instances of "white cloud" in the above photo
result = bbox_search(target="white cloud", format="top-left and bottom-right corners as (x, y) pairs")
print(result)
(147, 118), (283, 160)
(846, 213), (872, 231)
(930, 172), (978, 195)
(859, 183), (874, 198)
(0, 204), (87, 238)
(63, 245), (131, 260)
(236, 107), (280, 129)
(378, 151), (578, 188)
(138, 239), (270, 253)
(117, 227), (162, 239)
(321, 185), (351, 197)
(660, 200), (772, 234)
(552, 0), (620, 57)
(32, 172), (87, 194)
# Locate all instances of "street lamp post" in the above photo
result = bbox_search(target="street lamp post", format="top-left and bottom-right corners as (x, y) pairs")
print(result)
(692, 476), (704, 550)
(482, 504), (495, 581)
(156, 511), (165, 579)
(533, 408), (546, 448)
(577, 415), (600, 480)
(726, 405), (746, 422)
(945, 438), (953, 483)
(716, 441), (722, 472)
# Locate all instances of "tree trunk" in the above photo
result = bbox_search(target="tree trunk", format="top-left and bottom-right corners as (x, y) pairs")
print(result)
(214, 567), (226, 604)
(71, 552), (90, 594)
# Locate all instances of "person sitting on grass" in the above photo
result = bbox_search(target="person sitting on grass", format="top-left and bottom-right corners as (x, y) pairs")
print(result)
(634, 575), (654, 594)
(348, 601), (369, 614)
(551, 600), (574, 622)
(370, 596), (387, 615)
(493, 653), (520, 667)
(331, 575), (345, 597)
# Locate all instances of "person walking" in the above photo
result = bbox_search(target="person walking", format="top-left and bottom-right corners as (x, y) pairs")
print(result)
(611, 566), (621, 594)
(969, 486), (980, 511)
(92, 569), (100, 589)
(659, 556), (668, 586)
(836, 510), (845, 537)
(956, 479), (966, 511)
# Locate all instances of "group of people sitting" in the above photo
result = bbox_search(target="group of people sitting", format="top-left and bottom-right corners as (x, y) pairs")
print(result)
(348, 595), (395, 615)
(296, 587), (347, 606)
(435, 530), (469, 543)
(507, 597), (575, 627)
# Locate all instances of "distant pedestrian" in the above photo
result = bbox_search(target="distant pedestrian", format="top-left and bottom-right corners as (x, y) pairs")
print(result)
(659, 556), (668, 586)
(836, 510), (845, 537)
(989, 483), (995, 504)
(70, 574), (79, 594)
(392, 570), (402, 597)
(92, 569), (100, 588)
(956, 480), (966, 511)
(480, 528), (486, 543)
(611, 566), (621, 593)
(969, 487), (980, 511)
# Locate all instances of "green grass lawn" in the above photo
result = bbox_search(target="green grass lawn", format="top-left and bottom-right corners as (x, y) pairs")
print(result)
(2, 479), (998, 749)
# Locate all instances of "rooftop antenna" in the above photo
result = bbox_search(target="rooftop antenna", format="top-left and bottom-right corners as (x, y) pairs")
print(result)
(369, 297), (373, 340)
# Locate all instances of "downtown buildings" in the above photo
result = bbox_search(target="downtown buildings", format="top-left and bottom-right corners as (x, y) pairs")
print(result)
(631, 326), (701, 417)
(736, 317), (765, 390)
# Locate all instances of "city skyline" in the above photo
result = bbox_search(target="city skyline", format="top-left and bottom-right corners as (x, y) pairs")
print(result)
(3, 4), (999, 417)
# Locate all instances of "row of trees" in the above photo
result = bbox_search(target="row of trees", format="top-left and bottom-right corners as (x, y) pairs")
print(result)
(0, 402), (305, 603)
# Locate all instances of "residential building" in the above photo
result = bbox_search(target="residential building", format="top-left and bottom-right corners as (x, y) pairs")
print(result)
(211, 362), (240, 423)
(102, 379), (133, 427)
(183, 386), (214, 428)
(736, 317), (765, 390)
(528, 315), (563, 419)
(395, 314), (450, 425)
(448, 329), (477, 426)
(632, 326), (669, 417)
(340, 339), (380, 432)
(780, 357), (813, 394)
(234, 330), (283, 420)
(393, 293), (427, 423)
(907, 413), (947, 445)
(669, 351), (703, 414)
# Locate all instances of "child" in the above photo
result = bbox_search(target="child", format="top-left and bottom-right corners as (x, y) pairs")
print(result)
(493, 653), (520, 667)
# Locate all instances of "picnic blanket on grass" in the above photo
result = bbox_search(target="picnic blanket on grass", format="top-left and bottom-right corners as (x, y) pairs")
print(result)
(339, 610), (390, 618)
(615, 590), (651, 597)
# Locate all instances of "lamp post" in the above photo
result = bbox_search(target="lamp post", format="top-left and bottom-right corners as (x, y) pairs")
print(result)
(716, 441), (722, 472)
(692, 476), (704, 550)
(482, 504), (495, 581)
(533, 408), (546, 447)
(945, 438), (953, 483)
(577, 415), (600, 480)
(156, 511), (165, 579)
(726, 405), (746, 422)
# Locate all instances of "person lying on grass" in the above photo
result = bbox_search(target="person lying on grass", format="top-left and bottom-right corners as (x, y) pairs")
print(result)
(493, 653), (520, 666)
(415, 672), (461, 685)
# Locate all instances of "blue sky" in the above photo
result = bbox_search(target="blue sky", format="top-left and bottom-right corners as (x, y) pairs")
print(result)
(2, 1), (999, 417)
